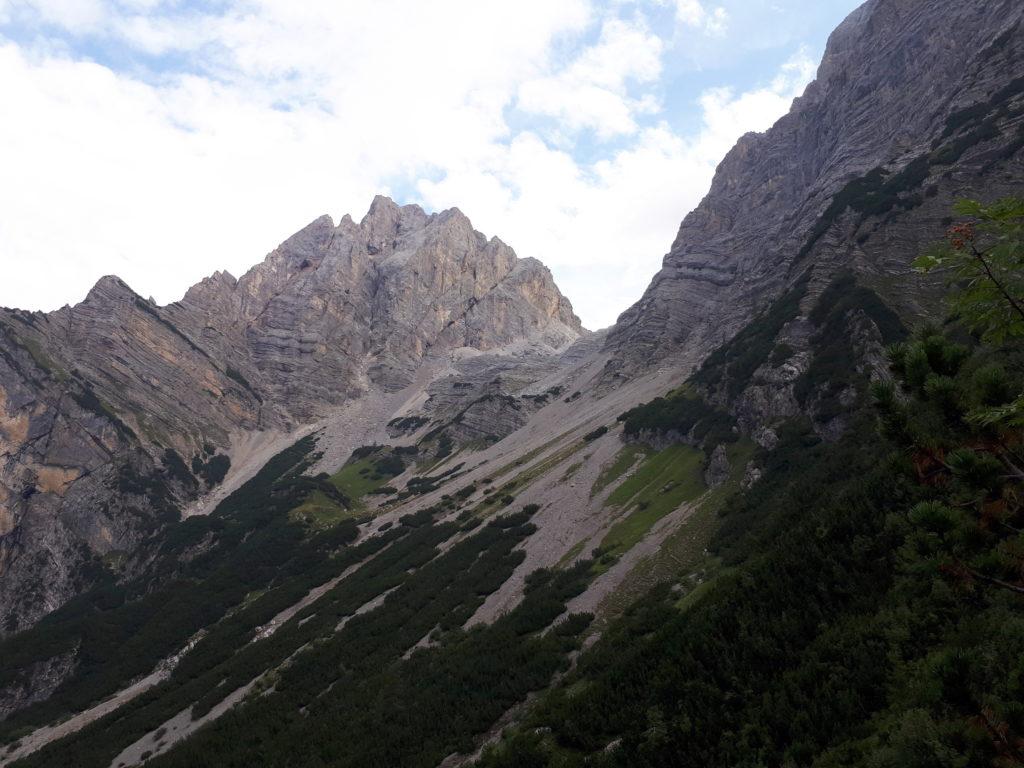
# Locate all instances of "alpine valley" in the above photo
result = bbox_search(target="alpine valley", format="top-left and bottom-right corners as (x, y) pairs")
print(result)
(1, 0), (1024, 766)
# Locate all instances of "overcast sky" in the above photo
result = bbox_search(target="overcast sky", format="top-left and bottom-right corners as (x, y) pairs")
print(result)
(0, 0), (862, 329)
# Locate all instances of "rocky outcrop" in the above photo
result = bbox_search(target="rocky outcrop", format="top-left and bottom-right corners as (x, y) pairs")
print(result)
(703, 444), (730, 488)
(0, 313), (203, 634)
(0, 648), (77, 722)
(400, 330), (602, 449)
(606, 0), (1024, 375)
(0, 198), (583, 633)
(169, 196), (581, 413)
(6, 0), (1020, 644)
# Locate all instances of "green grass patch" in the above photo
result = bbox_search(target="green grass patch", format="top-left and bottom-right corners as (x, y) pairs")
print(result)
(491, 426), (579, 481)
(329, 457), (389, 501)
(328, 446), (413, 508)
(470, 439), (588, 520)
(605, 444), (704, 510)
(590, 444), (649, 498)
(594, 438), (755, 618)
(596, 445), (707, 563)
(289, 490), (356, 530)
(560, 461), (584, 482)
(556, 539), (587, 569)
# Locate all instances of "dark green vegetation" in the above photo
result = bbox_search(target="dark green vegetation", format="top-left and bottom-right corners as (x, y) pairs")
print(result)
(328, 444), (414, 504)
(190, 452), (230, 487)
(793, 271), (907, 420)
(400, 462), (467, 498)
(799, 157), (931, 259)
(915, 198), (1024, 344)
(476, 332), (1024, 768)
(69, 377), (138, 440)
(145, 525), (592, 768)
(618, 389), (737, 453)
(800, 81), (1024, 261)
(417, 392), (528, 460)
(522, 386), (566, 407)
(475, 206), (1024, 768)
(940, 75), (1024, 143)
(162, 448), (196, 490)
(10, 503), (593, 768)
(6, 198), (1024, 767)
(289, 444), (422, 527)
(387, 414), (430, 434)
(2, 433), (591, 768)
(619, 289), (805, 458)
(0, 435), (354, 742)
(693, 271), (809, 398)
(434, 431), (455, 458)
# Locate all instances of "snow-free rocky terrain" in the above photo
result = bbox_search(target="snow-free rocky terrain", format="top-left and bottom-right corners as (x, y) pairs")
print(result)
(1, 0), (1023, 765)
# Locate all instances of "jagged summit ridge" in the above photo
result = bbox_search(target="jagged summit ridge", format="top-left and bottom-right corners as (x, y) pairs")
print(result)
(170, 195), (582, 402)
(48, 195), (583, 439)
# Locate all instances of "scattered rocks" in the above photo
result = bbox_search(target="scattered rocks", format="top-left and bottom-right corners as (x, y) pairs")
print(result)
(703, 444), (730, 488)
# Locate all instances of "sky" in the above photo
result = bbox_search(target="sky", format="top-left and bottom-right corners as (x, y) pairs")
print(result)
(0, 0), (863, 330)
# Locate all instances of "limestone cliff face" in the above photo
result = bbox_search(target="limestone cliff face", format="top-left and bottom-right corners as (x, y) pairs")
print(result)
(0, 312), (198, 633)
(606, 0), (1024, 373)
(0, 198), (582, 632)
(170, 196), (581, 413)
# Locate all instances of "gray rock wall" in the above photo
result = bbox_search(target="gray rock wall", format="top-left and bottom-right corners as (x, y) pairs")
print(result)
(606, 0), (1024, 374)
(0, 197), (583, 633)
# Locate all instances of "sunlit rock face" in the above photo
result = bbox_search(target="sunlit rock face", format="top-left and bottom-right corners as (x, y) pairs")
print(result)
(0, 196), (583, 633)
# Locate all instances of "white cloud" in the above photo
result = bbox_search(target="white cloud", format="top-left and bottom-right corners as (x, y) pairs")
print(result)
(0, 1), (820, 329)
(7, 0), (106, 30)
(0, 1), (590, 312)
(419, 49), (817, 328)
(674, 0), (729, 37)
(704, 7), (729, 36)
(699, 48), (815, 149)
(517, 17), (663, 138)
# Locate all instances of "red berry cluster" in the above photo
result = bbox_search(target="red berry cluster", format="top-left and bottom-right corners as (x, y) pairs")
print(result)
(946, 222), (976, 250)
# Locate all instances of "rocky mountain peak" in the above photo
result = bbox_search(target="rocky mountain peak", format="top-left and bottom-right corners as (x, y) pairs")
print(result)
(271, 214), (336, 267)
(361, 194), (429, 253)
(606, 0), (1024, 374)
(2, 3), (1023, 760)
(0, 193), (585, 632)
(82, 274), (138, 305)
(180, 269), (238, 307)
